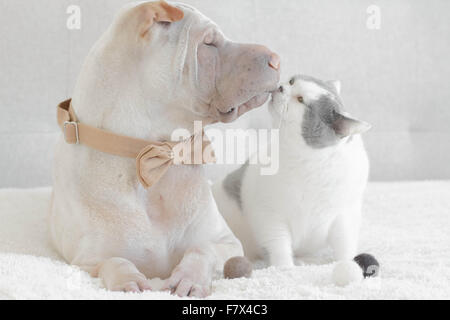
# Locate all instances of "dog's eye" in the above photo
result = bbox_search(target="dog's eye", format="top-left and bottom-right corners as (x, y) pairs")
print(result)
(204, 34), (216, 47)
(297, 96), (304, 103)
(289, 78), (295, 85)
(157, 21), (171, 28)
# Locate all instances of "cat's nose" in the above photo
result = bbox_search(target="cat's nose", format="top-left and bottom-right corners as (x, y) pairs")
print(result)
(278, 85), (284, 93)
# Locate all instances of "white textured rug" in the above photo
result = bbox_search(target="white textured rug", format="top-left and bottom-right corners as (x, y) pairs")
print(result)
(0, 182), (449, 300)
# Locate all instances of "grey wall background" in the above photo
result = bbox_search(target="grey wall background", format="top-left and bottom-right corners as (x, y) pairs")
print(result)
(0, 0), (449, 188)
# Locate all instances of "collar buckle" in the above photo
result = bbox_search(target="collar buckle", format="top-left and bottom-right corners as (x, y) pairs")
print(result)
(63, 121), (79, 144)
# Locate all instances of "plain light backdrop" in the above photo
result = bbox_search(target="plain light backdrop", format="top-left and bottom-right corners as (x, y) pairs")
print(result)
(0, 0), (449, 188)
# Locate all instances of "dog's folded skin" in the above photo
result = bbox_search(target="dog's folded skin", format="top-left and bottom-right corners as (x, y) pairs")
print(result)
(50, 1), (280, 297)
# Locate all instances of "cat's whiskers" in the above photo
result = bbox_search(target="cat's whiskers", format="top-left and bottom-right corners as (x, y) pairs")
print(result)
(278, 103), (288, 130)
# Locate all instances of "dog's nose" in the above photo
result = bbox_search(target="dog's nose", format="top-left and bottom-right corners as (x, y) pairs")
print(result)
(269, 53), (280, 71)
(279, 85), (284, 93)
(247, 45), (280, 72)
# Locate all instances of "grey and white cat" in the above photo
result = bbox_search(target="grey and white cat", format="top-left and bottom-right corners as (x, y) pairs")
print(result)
(213, 75), (379, 284)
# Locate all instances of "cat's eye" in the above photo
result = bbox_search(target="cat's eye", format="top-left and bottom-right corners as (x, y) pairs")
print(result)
(289, 78), (295, 85)
(297, 96), (304, 103)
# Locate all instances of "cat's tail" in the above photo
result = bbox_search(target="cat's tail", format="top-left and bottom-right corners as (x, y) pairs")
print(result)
(332, 253), (380, 286)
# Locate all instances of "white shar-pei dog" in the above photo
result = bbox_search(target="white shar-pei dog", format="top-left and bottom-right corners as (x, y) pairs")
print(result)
(50, 1), (280, 297)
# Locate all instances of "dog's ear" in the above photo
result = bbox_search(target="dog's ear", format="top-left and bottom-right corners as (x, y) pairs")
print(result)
(122, 1), (184, 38)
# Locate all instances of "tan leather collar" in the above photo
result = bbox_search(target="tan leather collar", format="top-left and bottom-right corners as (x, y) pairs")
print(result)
(57, 99), (216, 188)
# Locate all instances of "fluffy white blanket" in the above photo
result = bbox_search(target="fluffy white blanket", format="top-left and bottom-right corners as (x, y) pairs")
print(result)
(0, 182), (449, 300)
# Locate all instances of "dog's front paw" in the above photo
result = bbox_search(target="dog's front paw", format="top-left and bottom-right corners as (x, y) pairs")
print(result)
(111, 275), (153, 293)
(163, 264), (212, 297)
(109, 273), (153, 293)
(98, 257), (153, 293)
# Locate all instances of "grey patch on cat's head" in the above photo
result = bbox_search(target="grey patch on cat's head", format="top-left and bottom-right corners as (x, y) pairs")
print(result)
(223, 162), (249, 209)
(302, 95), (344, 148)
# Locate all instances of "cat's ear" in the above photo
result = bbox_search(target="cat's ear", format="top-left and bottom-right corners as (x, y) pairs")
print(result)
(333, 113), (371, 137)
(328, 80), (341, 95)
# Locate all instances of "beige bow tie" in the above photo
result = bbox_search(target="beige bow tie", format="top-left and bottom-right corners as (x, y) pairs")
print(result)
(136, 133), (215, 188)
(57, 99), (216, 189)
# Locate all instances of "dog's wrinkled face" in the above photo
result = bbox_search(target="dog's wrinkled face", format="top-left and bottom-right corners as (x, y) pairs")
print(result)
(113, 1), (280, 124)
